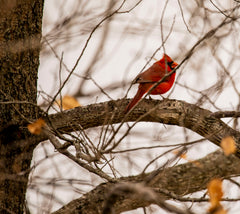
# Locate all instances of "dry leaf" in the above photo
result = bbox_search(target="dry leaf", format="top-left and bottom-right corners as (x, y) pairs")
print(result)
(173, 150), (186, 158)
(173, 150), (190, 161)
(56, 95), (80, 110)
(180, 153), (187, 160)
(27, 118), (46, 135)
(173, 150), (203, 167)
(221, 136), (236, 156)
(214, 207), (227, 214)
(208, 178), (224, 213)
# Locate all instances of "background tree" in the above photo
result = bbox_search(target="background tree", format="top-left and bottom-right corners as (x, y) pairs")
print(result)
(1, 0), (240, 213)
(0, 0), (44, 213)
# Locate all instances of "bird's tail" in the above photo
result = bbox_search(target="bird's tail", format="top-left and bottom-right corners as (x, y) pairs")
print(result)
(124, 87), (146, 113)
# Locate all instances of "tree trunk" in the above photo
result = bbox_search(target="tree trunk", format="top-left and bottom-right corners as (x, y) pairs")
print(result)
(0, 0), (44, 212)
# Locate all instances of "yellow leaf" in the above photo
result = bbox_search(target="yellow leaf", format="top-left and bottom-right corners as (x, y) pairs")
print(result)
(27, 118), (46, 135)
(56, 95), (81, 110)
(221, 136), (236, 156)
(208, 178), (223, 212)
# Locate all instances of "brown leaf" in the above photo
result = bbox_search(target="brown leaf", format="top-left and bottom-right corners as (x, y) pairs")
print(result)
(214, 207), (227, 214)
(173, 150), (187, 159)
(208, 178), (224, 213)
(221, 136), (236, 156)
(27, 118), (46, 135)
(56, 95), (81, 110)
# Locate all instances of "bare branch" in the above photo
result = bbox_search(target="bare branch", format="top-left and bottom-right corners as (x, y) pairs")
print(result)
(53, 150), (240, 214)
(26, 99), (240, 158)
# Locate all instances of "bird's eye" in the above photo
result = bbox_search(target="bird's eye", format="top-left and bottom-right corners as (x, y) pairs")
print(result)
(167, 61), (174, 69)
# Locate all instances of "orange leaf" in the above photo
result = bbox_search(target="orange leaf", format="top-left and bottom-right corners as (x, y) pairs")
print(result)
(56, 95), (81, 110)
(173, 150), (189, 161)
(221, 136), (236, 156)
(173, 150), (203, 167)
(27, 118), (46, 135)
(208, 178), (223, 212)
(214, 207), (227, 214)
(180, 153), (187, 160)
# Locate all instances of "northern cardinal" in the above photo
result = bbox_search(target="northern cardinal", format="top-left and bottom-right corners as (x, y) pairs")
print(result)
(125, 54), (178, 113)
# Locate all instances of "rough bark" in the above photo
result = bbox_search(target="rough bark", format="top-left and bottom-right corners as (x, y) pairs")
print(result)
(26, 98), (240, 213)
(26, 99), (240, 157)
(0, 1), (238, 213)
(0, 1), (44, 212)
(53, 150), (240, 214)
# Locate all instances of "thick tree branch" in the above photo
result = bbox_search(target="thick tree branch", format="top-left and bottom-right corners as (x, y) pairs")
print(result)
(26, 99), (240, 157)
(53, 150), (240, 214)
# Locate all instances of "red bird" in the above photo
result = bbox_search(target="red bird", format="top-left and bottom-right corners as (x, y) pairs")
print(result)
(125, 54), (178, 113)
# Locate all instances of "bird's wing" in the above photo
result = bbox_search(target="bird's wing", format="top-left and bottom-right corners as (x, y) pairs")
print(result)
(134, 63), (168, 84)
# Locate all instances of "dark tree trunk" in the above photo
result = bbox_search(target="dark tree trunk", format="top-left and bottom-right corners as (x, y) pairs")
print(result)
(0, 0), (44, 212)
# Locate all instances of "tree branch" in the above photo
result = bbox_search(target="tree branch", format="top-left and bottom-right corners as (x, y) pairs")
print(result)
(53, 150), (240, 214)
(25, 99), (240, 157)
